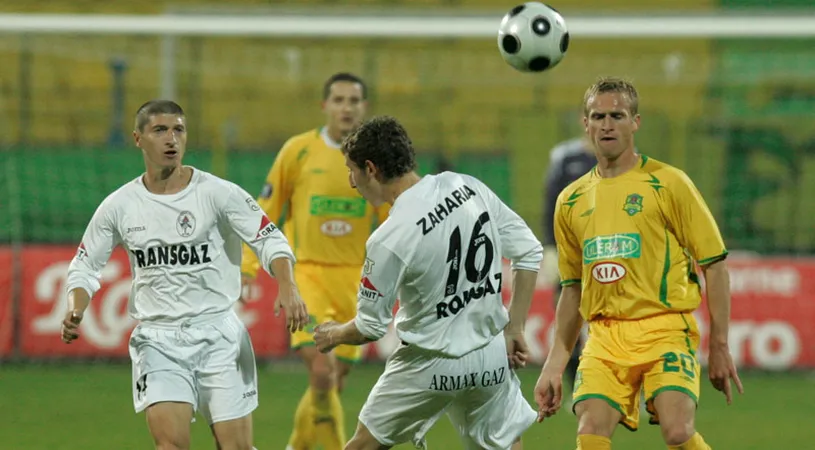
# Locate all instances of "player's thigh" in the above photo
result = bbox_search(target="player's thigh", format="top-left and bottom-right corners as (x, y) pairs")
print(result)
(447, 369), (536, 449)
(643, 345), (700, 430)
(346, 421), (393, 450)
(129, 326), (198, 416)
(290, 265), (333, 350)
(196, 315), (259, 427)
(572, 355), (641, 433)
(145, 401), (195, 449)
(210, 414), (253, 450)
(358, 346), (452, 448)
(330, 269), (364, 367)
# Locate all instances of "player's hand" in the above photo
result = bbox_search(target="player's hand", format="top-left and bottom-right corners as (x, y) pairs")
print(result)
(707, 342), (744, 405)
(533, 368), (563, 422)
(274, 282), (309, 333)
(239, 273), (255, 305)
(504, 331), (530, 369)
(314, 321), (340, 354)
(61, 310), (83, 344)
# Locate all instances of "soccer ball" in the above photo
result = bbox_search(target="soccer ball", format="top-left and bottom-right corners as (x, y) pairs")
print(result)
(497, 2), (570, 73)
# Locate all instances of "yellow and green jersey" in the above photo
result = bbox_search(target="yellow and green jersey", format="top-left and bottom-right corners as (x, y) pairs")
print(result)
(241, 128), (389, 276)
(554, 155), (727, 321)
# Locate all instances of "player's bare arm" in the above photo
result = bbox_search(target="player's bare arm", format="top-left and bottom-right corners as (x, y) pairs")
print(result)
(314, 320), (373, 353)
(702, 259), (744, 405)
(535, 283), (582, 421)
(61, 288), (91, 343)
(269, 256), (309, 333)
(505, 269), (538, 369)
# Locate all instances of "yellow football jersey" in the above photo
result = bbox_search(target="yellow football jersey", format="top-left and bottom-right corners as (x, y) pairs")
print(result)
(241, 128), (389, 277)
(554, 155), (727, 321)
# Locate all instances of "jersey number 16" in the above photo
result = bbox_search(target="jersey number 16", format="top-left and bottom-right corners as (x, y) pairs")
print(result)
(445, 211), (495, 297)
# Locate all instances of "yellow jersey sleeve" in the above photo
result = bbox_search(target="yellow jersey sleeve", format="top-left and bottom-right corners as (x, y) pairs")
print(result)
(554, 190), (582, 286)
(665, 169), (728, 266)
(240, 137), (303, 278)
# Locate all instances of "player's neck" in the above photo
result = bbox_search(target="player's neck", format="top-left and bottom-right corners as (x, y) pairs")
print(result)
(143, 165), (192, 194)
(596, 148), (639, 179)
(383, 172), (422, 205)
(324, 125), (346, 146)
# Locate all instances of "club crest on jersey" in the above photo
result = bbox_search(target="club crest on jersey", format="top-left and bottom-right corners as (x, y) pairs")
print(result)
(359, 276), (382, 302)
(255, 215), (278, 240)
(623, 193), (643, 216)
(591, 262), (627, 284)
(176, 211), (196, 237)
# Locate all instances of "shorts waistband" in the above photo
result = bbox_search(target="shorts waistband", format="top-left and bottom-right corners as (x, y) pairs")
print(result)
(139, 309), (235, 330)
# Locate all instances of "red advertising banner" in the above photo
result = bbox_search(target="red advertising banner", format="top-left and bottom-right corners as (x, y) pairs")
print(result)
(12, 245), (815, 369)
(0, 247), (13, 356)
(17, 246), (289, 357)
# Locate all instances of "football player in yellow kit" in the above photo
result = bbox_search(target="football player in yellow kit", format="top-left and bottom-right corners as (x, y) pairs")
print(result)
(241, 73), (388, 450)
(533, 77), (743, 450)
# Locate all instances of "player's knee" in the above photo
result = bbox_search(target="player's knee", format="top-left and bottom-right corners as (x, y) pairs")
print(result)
(660, 421), (695, 446)
(575, 400), (618, 438)
(308, 352), (337, 389)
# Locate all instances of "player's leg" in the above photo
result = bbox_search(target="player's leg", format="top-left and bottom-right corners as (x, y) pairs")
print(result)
(145, 402), (195, 450)
(345, 422), (392, 450)
(445, 334), (536, 450)
(642, 326), (709, 449)
(130, 326), (198, 450)
(572, 355), (643, 449)
(288, 264), (345, 450)
(352, 343), (451, 449)
(197, 312), (258, 450)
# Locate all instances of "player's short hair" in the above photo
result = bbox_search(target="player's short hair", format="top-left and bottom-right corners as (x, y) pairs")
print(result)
(341, 115), (417, 182)
(323, 72), (367, 100)
(582, 76), (639, 116)
(134, 100), (185, 132)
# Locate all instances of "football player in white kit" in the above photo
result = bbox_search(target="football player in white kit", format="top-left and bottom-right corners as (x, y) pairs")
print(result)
(59, 100), (309, 450)
(313, 116), (543, 450)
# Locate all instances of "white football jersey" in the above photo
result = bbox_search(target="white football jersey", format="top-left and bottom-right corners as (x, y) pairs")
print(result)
(65, 167), (295, 323)
(354, 172), (543, 358)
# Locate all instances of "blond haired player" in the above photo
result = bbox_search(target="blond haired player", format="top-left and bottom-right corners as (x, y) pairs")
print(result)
(534, 77), (743, 450)
(241, 73), (388, 450)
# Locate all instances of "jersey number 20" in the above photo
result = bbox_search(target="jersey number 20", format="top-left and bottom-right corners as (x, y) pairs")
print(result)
(445, 211), (494, 296)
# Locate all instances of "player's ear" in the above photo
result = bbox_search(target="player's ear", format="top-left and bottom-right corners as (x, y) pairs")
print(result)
(632, 114), (641, 132)
(582, 116), (589, 133)
(133, 130), (141, 147)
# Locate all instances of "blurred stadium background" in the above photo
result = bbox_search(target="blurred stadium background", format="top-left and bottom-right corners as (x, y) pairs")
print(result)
(1, 0), (814, 448)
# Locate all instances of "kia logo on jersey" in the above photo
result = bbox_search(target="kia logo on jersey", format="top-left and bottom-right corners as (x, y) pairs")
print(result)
(591, 262), (627, 284)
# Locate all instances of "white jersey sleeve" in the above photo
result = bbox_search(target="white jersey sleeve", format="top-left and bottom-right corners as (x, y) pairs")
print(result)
(466, 175), (543, 272)
(65, 197), (121, 298)
(217, 182), (295, 276)
(353, 241), (406, 340)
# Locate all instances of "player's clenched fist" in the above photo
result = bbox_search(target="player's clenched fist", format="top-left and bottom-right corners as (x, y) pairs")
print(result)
(533, 370), (563, 423)
(274, 283), (309, 333)
(313, 321), (339, 354)
(61, 310), (83, 344)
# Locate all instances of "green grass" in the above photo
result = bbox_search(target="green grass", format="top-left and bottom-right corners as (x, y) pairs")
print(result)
(0, 362), (811, 449)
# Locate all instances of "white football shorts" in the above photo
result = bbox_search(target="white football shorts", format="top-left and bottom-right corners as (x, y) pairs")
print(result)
(359, 332), (536, 449)
(128, 309), (258, 424)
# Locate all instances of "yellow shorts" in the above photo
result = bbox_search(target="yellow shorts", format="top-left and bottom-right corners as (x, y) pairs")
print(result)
(291, 263), (363, 364)
(572, 313), (701, 431)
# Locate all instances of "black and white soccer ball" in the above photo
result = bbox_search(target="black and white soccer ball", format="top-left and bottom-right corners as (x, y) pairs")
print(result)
(497, 2), (570, 73)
